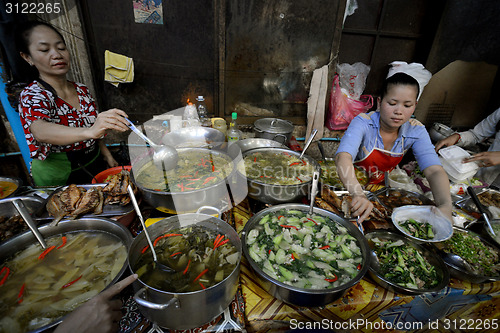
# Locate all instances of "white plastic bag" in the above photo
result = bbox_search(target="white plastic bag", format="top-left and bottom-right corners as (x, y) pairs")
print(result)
(336, 62), (371, 100)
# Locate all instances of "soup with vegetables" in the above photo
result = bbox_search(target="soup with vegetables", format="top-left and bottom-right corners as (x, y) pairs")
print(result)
(135, 150), (233, 192)
(0, 232), (127, 333)
(241, 150), (315, 185)
(319, 160), (368, 189)
(246, 209), (364, 289)
(134, 225), (239, 292)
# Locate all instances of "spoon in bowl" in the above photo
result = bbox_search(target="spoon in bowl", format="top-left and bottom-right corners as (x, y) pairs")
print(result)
(127, 185), (175, 273)
(13, 199), (47, 249)
(299, 129), (318, 159)
(125, 118), (179, 171)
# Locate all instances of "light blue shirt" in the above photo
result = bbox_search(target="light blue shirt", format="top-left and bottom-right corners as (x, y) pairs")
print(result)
(336, 111), (441, 171)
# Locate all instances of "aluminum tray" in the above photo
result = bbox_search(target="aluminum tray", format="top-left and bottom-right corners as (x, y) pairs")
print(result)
(34, 183), (134, 221)
(375, 188), (435, 213)
(455, 188), (500, 218)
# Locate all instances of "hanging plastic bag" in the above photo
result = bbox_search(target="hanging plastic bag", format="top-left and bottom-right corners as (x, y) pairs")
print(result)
(326, 74), (373, 131)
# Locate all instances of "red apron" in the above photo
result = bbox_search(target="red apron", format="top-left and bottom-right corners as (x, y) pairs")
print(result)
(354, 138), (405, 185)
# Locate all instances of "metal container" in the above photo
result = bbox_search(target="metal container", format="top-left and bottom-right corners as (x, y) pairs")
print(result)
(0, 195), (46, 243)
(239, 147), (320, 204)
(364, 230), (450, 295)
(227, 138), (287, 159)
(253, 118), (294, 145)
(0, 217), (133, 332)
(128, 210), (241, 329)
(241, 204), (370, 307)
(161, 126), (225, 149)
(429, 122), (454, 142)
(0, 176), (22, 199)
(131, 148), (236, 213)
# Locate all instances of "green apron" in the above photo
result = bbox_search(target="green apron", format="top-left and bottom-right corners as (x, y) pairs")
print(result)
(31, 147), (100, 187)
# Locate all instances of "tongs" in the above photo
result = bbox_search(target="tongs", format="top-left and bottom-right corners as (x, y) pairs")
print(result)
(467, 186), (496, 237)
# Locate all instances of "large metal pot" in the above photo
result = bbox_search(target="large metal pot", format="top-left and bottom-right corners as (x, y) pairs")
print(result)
(253, 118), (294, 145)
(131, 147), (236, 213)
(241, 204), (370, 307)
(161, 126), (225, 149)
(0, 217), (132, 332)
(128, 208), (241, 329)
(238, 147), (320, 204)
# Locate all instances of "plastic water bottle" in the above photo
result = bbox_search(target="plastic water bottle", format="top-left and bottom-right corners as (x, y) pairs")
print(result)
(196, 96), (211, 127)
(227, 112), (242, 144)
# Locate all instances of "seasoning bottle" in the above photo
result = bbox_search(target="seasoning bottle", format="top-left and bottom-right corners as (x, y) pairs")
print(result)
(196, 96), (211, 127)
(227, 112), (242, 144)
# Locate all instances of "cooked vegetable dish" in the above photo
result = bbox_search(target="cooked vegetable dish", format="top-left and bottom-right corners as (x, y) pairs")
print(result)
(0, 180), (17, 199)
(441, 230), (500, 277)
(371, 237), (439, 289)
(135, 150), (233, 192)
(319, 160), (368, 189)
(0, 232), (127, 332)
(134, 225), (239, 292)
(399, 219), (434, 240)
(241, 150), (315, 185)
(246, 209), (363, 289)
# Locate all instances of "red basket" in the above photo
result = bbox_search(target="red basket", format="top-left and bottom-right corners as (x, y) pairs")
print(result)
(92, 166), (132, 183)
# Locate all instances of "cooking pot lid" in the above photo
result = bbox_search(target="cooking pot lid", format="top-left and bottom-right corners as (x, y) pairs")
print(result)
(254, 118), (294, 134)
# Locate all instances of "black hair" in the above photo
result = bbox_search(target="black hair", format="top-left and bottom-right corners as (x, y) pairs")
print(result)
(380, 72), (419, 100)
(14, 20), (66, 56)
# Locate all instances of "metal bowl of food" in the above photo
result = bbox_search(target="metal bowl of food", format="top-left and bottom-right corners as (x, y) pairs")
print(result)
(0, 217), (132, 332)
(237, 147), (320, 204)
(0, 196), (45, 244)
(365, 230), (450, 295)
(161, 126), (225, 149)
(435, 226), (500, 284)
(227, 138), (287, 159)
(241, 203), (370, 307)
(0, 176), (22, 200)
(375, 188), (434, 214)
(318, 159), (368, 190)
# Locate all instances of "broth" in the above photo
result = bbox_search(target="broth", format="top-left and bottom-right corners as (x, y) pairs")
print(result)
(134, 225), (239, 292)
(0, 181), (18, 199)
(0, 232), (127, 333)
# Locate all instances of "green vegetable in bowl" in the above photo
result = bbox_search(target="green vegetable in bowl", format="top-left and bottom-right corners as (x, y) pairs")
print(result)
(371, 238), (439, 289)
(399, 219), (434, 240)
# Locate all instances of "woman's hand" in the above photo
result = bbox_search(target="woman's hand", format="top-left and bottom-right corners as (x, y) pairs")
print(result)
(89, 109), (130, 139)
(53, 274), (138, 333)
(350, 193), (373, 223)
(434, 133), (460, 151)
(463, 151), (500, 168)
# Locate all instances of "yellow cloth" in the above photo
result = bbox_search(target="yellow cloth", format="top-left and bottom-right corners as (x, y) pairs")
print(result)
(104, 50), (134, 87)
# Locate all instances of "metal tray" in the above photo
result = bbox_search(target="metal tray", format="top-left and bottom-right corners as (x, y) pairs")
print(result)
(34, 183), (134, 221)
(375, 188), (435, 213)
(455, 188), (500, 217)
(0, 195), (45, 217)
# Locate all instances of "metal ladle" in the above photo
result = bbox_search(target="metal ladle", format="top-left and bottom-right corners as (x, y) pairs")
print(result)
(125, 118), (179, 170)
(299, 129), (318, 159)
(127, 185), (175, 273)
(308, 170), (320, 214)
(13, 199), (47, 249)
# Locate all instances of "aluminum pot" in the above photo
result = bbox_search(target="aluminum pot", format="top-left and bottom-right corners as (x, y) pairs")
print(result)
(161, 126), (225, 149)
(0, 217), (132, 332)
(238, 147), (320, 204)
(128, 208), (241, 329)
(131, 147), (236, 213)
(241, 204), (370, 307)
(254, 118), (294, 145)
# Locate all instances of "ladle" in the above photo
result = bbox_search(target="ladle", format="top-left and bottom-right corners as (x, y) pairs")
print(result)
(299, 129), (318, 159)
(308, 170), (320, 214)
(127, 185), (175, 273)
(467, 186), (496, 237)
(13, 199), (47, 249)
(125, 118), (179, 170)
(317, 141), (327, 162)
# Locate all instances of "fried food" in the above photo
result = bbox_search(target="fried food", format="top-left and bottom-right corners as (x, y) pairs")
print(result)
(48, 186), (105, 226)
(103, 170), (135, 206)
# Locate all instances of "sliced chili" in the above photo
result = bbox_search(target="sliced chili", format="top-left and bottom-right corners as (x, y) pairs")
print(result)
(170, 252), (182, 257)
(213, 234), (223, 248)
(215, 239), (230, 249)
(17, 283), (26, 304)
(279, 224), (298, 230)
(193, 268), (209, 282)
(289, 162), (301, 166)
(277, 215), (284, 219)
(291, 253), (295, 260)
(306, 217), (318, 225)
(325, 275), (338, 283)
(141, 245), (149, 253)
(57, 236), (67, 249)
(0, 267), (10, 286)
(319, 245), (330, 250)
(62, 275), (82, 289)
(38, 245), (56, 260)
(153, 234), (182, 247)
(202, 176), (216, 186)
(199, 282), (206, 290)
(296, 177), (302, 182)
(357, 264), (362, 270)
(183, 259), (191, 275)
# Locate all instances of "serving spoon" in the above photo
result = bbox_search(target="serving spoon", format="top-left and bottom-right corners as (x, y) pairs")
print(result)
(125, 118), (179, 171)
(308, 170), (320, 214)
(127, 185), (175, 273)
(13, 199), (47, 249)
(299, 129), (318, 159)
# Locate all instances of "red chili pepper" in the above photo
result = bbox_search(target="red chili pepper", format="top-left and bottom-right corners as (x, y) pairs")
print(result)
(179, 175), (193, 178)
(199, 282), (206, 290)
(283, 152), (291, 156)
(279, 224), (298, 230)
(278, 215), (284, 219)
(325, 275), (338, 283)
(170, 252), (182, 257)
(62, 275), (82, 289)
(268, 249), (272, 254)
(17, 283), (25, 304)
(38, 245), (56, 260)
(254, 157), (257, 162)
(141, 245), (149, 253)
(291, 253), (295, 260)
(213, 234), (223, 248)
(319, 245), (330, 250)
(153, 234), (183, 247)
(202, 176), (216, 186)
(212, 164), (215, 172)
(215, 239), (230, 249)
(289, 162), (301, 167)
(183, 259), (191, 275)
(0, 267), (10, 286)
(57, 236), (67, 249)
(357, 264), (362, 270)
(306, 217), (318, 225)
(193, 268), (209, 282)
(296, 177), (302, 182)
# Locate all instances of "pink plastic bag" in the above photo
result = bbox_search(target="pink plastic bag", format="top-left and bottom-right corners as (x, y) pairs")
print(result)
(326, 74), (373, 131)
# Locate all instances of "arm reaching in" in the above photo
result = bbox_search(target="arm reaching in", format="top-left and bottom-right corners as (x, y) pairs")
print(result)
(423, 164), (453, 221)
(463, 151), (500, 168)
(53, 274), (138, 333)
(434, 133), (460, 151)
(335, 152), (373, 223)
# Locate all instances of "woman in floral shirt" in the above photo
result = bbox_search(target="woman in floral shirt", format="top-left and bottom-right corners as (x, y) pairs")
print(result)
(15, 21), (129, 186)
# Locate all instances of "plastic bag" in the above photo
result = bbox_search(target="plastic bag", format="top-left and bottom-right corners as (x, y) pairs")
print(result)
(337, 62), (371, 100)
(325, 74), (373, 131)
